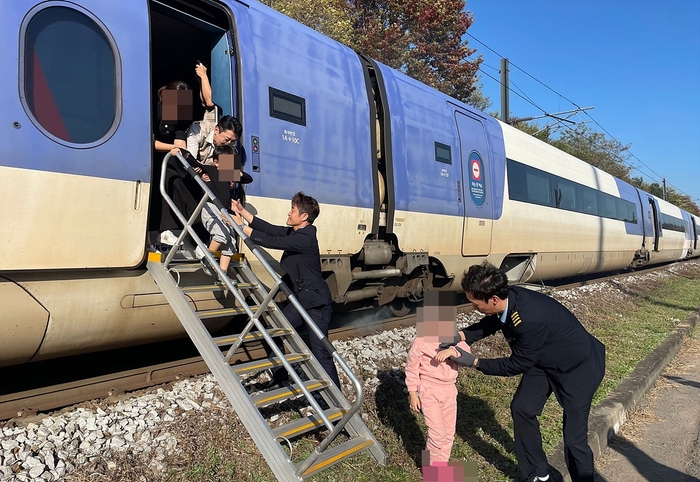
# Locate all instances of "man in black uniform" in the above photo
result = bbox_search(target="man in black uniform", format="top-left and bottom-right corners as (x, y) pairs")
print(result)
(231, 192), (340, 388)
(437, 262), (605, 482)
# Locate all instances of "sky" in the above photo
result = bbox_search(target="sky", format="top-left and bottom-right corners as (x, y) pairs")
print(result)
(464, 0), (700, 208)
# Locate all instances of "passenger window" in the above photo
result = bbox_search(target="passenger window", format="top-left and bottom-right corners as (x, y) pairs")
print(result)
(22, 6), (118, 145)
(435, 142), (452, 165)
(526, 171), (551, 206)
(582, 188), (598, 215)
(269, 87), (306, 126)
(556, 179), (577, 211)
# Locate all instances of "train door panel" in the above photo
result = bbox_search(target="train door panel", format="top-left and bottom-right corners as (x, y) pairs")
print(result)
(648, 198), (660, 251)
(0, 1), (151, 271)
(210, 31), (235, 117)
(455, 112), (493, 256)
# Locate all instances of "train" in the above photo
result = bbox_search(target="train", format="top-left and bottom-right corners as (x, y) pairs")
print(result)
(1, 0), (698, 368)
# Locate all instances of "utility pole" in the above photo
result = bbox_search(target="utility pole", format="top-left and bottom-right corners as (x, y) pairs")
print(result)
(662, 178), (667, 200)
(500, 58), (509, 124)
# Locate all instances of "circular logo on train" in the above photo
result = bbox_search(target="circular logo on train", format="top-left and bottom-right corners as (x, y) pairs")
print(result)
(469, 151), (485, 207)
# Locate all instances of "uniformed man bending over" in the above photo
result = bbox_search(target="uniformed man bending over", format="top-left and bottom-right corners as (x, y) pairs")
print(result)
(436, 261), (605, 482)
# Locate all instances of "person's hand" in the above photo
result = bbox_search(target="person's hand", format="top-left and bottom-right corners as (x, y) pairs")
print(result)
(195, 62), (208, 79)
(169, 147), (181, 156)
(231, 213), (243, 226)
(439, 332), (464, 350)
(409, 392), (421, 412)
(452, 348), (477, 367)
(434, 347), (459, 363)
(231, 199), (243, 214)
(201, 173), (210, 182)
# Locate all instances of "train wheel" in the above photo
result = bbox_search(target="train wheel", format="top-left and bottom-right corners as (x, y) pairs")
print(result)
(389, 299), (411, 317)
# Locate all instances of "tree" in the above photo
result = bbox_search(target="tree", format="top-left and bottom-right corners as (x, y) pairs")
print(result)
(550, 124), (632, 181)
(350, 0), (482, 103)
(262, 0), (356, 46)
(262, 0), (486, 107)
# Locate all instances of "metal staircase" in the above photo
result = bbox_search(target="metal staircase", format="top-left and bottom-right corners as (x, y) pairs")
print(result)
(146, 152), (387, 480)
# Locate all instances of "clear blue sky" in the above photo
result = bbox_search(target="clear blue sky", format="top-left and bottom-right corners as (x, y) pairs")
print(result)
(465, 0), (700, 207)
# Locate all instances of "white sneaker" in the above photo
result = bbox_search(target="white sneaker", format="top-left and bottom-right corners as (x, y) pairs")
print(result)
(158, 230), (182, 246)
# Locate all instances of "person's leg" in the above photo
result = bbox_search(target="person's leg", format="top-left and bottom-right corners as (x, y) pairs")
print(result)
(419, 384), (447, 465)
(305, 305), (340, 387)
(511, 367), (552, 479)
(551, 341), (605, 482)
(439, 383), (459, 462)
(160, 167), (199, 233)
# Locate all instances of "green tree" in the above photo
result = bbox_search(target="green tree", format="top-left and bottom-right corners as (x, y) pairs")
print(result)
(551, 124), (632, 180)
(262, 0), (356, 45)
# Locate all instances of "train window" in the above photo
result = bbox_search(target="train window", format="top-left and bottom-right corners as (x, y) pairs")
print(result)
(602, 194), (618, 219)
(581, 188), (599, 215)
(506, 159), (637, 223)
(269, 87), (306, 126)
(526, 170), (552, 206)
(21, 5), (119, 146)
(660, 213), (686, 233)
(435, 142), (452, 165)
(507, 159), (528, 202)
(556, 179), (577, 211)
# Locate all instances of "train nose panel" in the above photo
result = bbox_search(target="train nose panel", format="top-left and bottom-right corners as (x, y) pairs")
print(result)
(0, 278), (49, 367)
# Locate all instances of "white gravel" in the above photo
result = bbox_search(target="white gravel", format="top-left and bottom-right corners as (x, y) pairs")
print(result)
(0, 264), (690, 481)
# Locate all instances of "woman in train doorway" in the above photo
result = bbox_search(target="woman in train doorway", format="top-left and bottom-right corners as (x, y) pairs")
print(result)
(231, 193), (341, 389)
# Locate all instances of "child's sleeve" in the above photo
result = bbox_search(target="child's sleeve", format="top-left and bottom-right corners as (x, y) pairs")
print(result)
(405, 339), (422, 393)
(456, 340), (471, 354)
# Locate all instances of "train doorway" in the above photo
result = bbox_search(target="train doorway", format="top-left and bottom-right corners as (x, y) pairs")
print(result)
(147, 0), (239, 234)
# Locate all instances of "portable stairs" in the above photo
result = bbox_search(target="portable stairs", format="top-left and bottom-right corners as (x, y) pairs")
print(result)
(146, 152), (387, 481)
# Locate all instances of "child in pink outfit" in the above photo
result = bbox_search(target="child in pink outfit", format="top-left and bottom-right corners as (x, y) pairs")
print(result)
(406, 293), (471, 466)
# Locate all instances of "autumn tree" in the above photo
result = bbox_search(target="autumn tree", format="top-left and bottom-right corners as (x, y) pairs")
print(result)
(350, 0), (482, 103)
(261, 0), (357, 46)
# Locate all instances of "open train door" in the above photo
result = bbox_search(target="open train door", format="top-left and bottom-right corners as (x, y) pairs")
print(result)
(648, 197), (660, 252)
(455, 112), (493, 256)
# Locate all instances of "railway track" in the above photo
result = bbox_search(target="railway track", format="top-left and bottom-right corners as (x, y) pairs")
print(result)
(0, 263), (677, 421)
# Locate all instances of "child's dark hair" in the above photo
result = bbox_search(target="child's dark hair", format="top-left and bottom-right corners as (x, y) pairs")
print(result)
(213, 144), (235, 160)
(292, 192), (320, 224)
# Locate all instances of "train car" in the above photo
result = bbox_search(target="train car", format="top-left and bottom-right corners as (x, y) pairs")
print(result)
(1, 0), (696, 368)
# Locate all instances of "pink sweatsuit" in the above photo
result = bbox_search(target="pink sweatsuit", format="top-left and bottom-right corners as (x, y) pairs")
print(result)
(406, 337), (471, 464)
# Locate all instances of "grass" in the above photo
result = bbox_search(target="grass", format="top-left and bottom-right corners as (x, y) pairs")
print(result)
(64, 261), (700, 482)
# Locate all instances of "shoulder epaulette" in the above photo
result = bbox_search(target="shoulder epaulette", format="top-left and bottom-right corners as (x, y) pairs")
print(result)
(511, 310), (522, 327)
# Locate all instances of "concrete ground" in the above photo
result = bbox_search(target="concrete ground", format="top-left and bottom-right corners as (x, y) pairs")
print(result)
(549, 310), (700, 482)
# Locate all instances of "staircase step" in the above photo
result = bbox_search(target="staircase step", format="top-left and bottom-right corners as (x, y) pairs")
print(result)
(232, 353), (311, 377)
(196, 305), (274, 319)
(213, 328), (292, 347)
(272, 407), (347, 440)
(179, 281), (258, 293)
(299, 436), (376, 479)
(251, 380), (330, 408)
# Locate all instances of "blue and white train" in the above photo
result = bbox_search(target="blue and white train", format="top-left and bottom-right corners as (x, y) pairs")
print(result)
(1, 0), (698, 367)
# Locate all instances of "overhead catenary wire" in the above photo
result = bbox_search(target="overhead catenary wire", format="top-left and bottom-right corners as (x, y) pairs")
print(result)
(466, 32), (699, 204)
